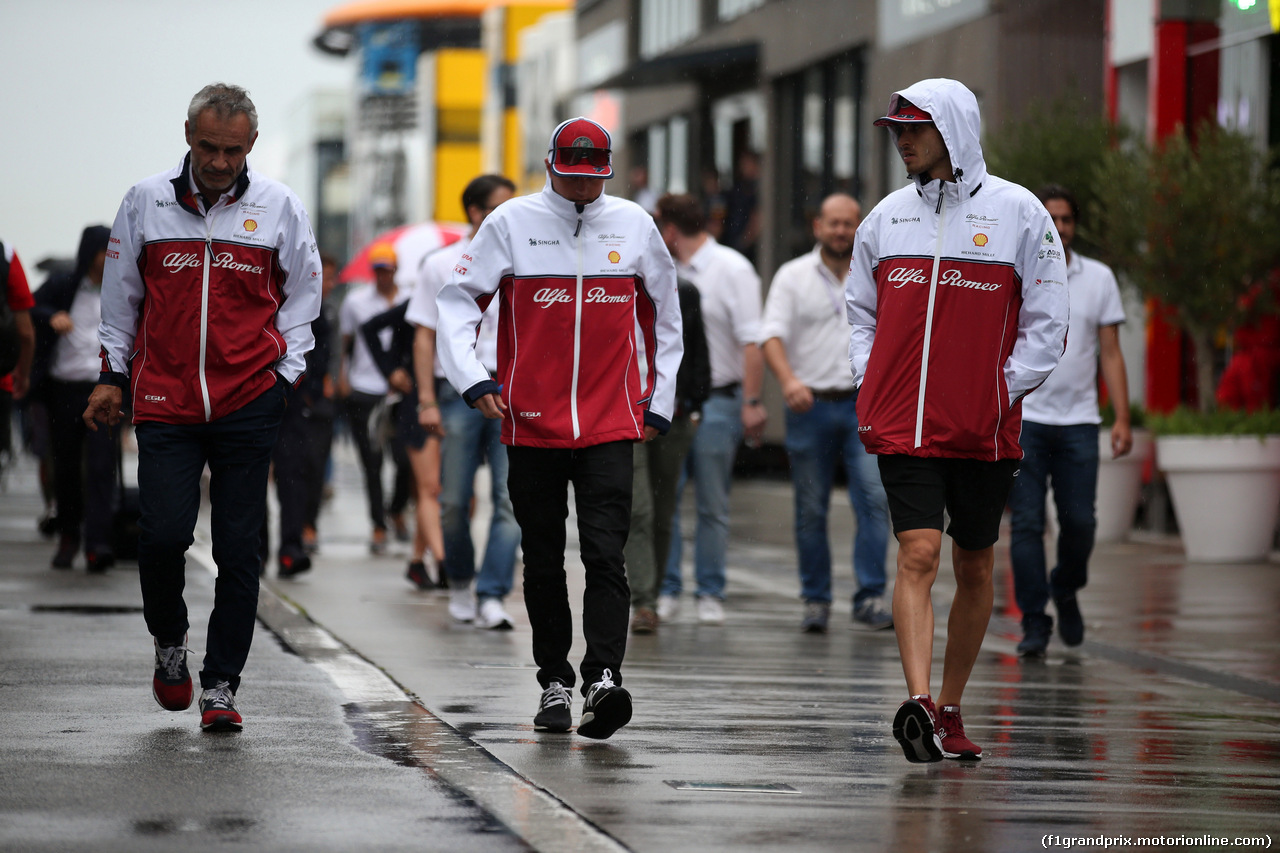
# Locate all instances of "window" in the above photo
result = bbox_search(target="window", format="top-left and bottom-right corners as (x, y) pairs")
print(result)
(718, 0), (765, 21)
(640, 0), (701, 59)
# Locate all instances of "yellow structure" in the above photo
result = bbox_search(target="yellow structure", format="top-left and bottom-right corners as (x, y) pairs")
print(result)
(319, 0), (568, 222)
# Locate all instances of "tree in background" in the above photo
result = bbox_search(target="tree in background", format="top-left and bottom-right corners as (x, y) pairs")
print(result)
(1090, 122), (1280, 413)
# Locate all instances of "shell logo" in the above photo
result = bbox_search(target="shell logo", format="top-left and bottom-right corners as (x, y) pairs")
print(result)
(608, 250), (621, 264)
(972, 233), (988, 247)
(244, 219), (258, 232)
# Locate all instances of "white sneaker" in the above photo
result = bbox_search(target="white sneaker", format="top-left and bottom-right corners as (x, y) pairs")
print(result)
(476, 597), (514, 630)
(656, 594), (681, 621)
(696, 596), (725, 625)
(448, 587), (476, 623)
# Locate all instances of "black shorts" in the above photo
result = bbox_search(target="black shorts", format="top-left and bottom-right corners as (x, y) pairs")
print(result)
(393, 397), (437, 451)
(876, 455), (1020, 551)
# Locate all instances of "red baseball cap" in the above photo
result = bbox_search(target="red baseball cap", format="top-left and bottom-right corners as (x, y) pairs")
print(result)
(548, 117), (614, 179)
(873, 98), (934, 127)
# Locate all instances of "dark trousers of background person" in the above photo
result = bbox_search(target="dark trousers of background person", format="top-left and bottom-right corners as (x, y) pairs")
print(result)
(274, 396), (335, 559)
(345, 391), (411, 533)
(135, 382), (285, 692)
(624, 415), (697, 611)
(47, 380), (117, 555)
(507, 441), (633, 694)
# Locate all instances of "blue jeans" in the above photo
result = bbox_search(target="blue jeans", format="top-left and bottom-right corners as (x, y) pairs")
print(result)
(1008, 421), (1100, 617)
(784, 396), (890, 605)
(135, 382), (286, 691)
(662, 391), (743, 599)
(439, 383), (520, 601)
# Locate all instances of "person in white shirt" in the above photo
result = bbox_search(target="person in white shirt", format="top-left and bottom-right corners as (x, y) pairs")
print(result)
(407, 174), (521, 629)
(1009, 185), (1132, 657)
(760, 194), (892, 634)
(654, 193), (767, 625)
(339, 244), (413, 554)
(32, 225), (116, 572)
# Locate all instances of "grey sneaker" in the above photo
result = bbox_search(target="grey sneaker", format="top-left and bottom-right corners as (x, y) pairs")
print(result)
(853, 596), (894, 630)
(533, 681), (572, 732)
(199, 681), (242, 732)
(801, 601), (831, 633)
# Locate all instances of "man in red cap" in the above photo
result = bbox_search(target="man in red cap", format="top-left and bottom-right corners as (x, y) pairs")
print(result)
(435, 117), (683, 740)
(846, 79), (1069, 763)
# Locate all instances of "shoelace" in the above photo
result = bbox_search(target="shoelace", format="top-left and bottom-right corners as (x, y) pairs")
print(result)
(540, 682), (571, 711)
(586, 669), (617, 703)
(202, 681), (236, 710)
(155, 644), (192, 681)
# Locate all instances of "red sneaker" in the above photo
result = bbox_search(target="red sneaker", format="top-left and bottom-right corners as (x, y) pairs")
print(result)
(937, 705), (982, 760)
(892, 695), (943, 763)
(199, 682), (243, 732)
(152, 638), (194, 711)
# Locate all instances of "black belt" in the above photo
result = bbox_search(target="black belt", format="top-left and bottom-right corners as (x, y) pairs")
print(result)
(810, 388), (855, 402)
(709, 382), (740, 397)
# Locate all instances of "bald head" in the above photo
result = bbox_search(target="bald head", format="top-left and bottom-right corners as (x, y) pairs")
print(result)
(814, 193), (861, 259)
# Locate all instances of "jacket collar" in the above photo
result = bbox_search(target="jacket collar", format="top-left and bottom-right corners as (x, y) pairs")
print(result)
(170, 152), (252, 216)
(540, 177), (607, 225)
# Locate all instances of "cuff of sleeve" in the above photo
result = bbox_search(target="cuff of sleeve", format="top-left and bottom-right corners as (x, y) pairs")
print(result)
(644, 411), (672, 435)
(462, 379), (500, 407)
(98, 372), (129, 389)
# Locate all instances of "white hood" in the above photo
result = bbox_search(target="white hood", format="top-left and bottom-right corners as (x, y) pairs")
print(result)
(885, 78), (989, 200)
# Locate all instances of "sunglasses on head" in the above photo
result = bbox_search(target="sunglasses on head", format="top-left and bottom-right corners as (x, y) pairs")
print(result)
(557, 147), (611, 168)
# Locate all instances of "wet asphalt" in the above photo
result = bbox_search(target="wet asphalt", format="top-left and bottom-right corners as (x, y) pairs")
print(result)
(1, 437), (1277, 852)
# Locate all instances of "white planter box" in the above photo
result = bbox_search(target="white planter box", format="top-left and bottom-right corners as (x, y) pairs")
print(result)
(1156, 434), (1280, 562)
(1095, 427), (1152, 543)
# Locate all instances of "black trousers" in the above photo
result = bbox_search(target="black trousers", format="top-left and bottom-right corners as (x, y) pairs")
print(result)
(274, 396), (334, 557)
(135, 383), (285, 691)
(345, 392), (411, 531)
(47, 380), (117, 554)
(507, 441), (633, 694)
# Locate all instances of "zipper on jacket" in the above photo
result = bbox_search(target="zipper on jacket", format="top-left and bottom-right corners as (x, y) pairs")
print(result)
(199, 214), (215, 422)
(916, 187), (947, 449)
(570, 212), (584, 440)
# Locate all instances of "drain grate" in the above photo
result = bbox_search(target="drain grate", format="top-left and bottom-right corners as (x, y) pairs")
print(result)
(664, 781), (800, 795)
(30, 604), (144, 614)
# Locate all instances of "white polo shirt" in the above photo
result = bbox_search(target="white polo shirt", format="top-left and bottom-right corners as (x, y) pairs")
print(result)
(1021, 251), (1126, 426)
(339, 282), (407, 396)
(680, 236), (761, 389)
(759, 246), (854, 391)
(405, 236), (499, 377)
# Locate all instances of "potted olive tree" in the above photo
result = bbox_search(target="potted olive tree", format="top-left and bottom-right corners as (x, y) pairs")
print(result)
(1092, 123), (1280, 562)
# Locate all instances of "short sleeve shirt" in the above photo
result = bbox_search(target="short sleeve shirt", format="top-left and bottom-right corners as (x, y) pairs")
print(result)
(405, 236), (500, 376)
(340, 283), (407, 395)
(1021, 251), (1126, 425)
(758, 246), (854, 390)
(680, 237), (761, 389)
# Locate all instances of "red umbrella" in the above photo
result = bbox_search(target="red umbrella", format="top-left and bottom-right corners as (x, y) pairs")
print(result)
(340, 221), (468, 289)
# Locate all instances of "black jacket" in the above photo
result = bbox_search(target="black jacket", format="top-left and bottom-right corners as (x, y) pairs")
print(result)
(675, 277), (711, 417)
(29, 225), (111, 400)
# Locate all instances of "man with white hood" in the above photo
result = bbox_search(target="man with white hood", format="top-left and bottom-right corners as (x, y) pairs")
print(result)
(435, 117), (683, 740)
(846, 79), (1069, 763)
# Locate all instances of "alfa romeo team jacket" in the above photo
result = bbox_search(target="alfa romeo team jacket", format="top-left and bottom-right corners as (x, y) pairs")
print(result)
(847, 78), (1069, 461)
(436, 181), (683, 449)
(98, 155), (322, 424)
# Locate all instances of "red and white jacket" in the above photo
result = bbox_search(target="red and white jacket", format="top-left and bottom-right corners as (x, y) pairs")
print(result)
(847, 79), (1069, 461)
(99, 155), (321, 424)
(436, 180), (683, 449)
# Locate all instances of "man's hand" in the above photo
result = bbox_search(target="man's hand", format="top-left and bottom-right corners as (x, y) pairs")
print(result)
(388, 367), (413, 394)
(50, 311), (74, 335)
(475, 393), (507, 420)
(781, 377), (813, 413)
(742, 400), (767, 444)
(1110, 420), (1133, 459)
(83, 385), (123, 432)
(643, 425), (660, 442)
(418, 402), (443, 434)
